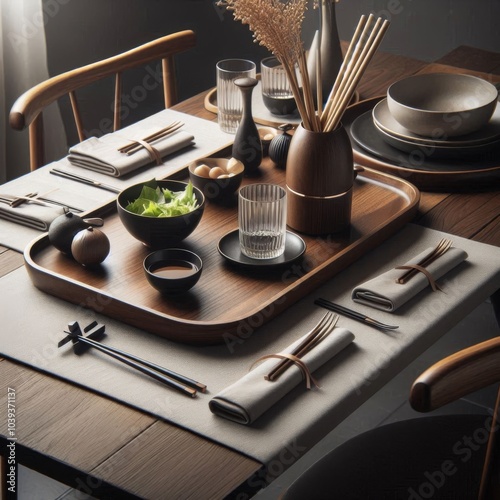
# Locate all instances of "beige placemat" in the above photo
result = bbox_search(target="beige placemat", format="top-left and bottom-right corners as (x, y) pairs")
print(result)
(0, 109), (231, 252)
(1, 224), (499, 464)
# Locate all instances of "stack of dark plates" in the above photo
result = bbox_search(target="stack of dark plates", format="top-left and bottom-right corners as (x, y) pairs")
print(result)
(349, 73), (500, 171)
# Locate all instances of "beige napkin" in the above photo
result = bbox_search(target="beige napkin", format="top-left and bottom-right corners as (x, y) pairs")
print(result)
(352, 247), (468, 312)
(68, 129), (195, 177)
(0, 202), (65, 231)
(209, 328), (355, 425)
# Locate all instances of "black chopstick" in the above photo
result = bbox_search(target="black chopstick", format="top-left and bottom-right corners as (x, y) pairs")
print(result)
(60, 321), (207, 396)
(50, 168), (121, 194)
(73, 333), (206, 393)
(314, 298), (399, 331)
(68, 334), (197, 397)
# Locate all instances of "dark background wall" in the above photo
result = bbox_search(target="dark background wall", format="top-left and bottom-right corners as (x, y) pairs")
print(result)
(41, 0), (499, 144)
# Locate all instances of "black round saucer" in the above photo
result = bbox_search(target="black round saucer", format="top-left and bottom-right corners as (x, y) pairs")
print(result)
(217, 229), (306, 268)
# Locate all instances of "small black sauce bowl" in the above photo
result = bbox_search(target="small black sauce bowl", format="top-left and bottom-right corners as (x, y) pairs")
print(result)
(144, 248), (203, 295)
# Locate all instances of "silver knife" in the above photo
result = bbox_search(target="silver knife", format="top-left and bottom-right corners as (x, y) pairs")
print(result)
(50, 168), (121, 194)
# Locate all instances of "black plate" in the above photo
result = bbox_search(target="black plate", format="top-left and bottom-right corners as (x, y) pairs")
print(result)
(349, 110), (500, 172)
(373, 119), (500, 159)
(217, 229), (306, 268)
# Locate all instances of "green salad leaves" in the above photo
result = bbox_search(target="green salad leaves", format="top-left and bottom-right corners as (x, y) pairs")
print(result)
(125, 181), (199, 217)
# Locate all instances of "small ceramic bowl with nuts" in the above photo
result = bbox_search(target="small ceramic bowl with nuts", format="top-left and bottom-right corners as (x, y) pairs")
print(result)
(258, 127), (279, 156)
(188, 157), (244, 202)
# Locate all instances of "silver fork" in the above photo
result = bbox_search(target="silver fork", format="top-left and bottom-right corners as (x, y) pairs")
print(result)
(266, 312), (340, 381)
(315, 298), (399, 331)
(396, 238), (453, 284)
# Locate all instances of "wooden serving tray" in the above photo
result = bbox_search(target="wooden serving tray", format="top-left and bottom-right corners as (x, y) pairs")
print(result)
(24, 160), (419, 345)
(204, 84), (359, 128)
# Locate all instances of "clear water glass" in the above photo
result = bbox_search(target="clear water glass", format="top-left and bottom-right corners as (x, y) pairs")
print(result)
(216, 59), (256, 134)
(260, 57), (297, 116)
(238, 184), (287, 259)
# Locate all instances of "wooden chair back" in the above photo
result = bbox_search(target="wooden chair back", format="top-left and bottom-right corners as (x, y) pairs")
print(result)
(9, 30), (196, 171)
(410, 336), (500, 499)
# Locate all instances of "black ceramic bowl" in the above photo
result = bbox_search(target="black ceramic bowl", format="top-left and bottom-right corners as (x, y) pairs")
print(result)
(188, 157), (244, 202)
(117, 180), (205, 249)
(144, 248), (203, 294)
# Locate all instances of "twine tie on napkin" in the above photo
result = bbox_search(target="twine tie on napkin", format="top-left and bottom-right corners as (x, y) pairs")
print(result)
(123, 138), (162, 165)
(68, 121), (194, 177)
(209, 313), (354, 425)
(250, 312), (340, 390)
(0, 191), (66, 231)
(395, 238), (452, 288)
(352, 239), (468, 312)
(251, 353), (319, 390)
(395, 264), (443, 292)
(117, 121), (185, 165)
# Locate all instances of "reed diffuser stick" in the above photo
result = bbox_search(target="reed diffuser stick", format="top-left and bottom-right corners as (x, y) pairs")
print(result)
(282, 61), (313, 131)
(324, 15), (378, 129)
(325, 19), (389, 131)
(316, 31), (323, 116)
(298, 51), (320, 131)
(320, 14), (368, 127)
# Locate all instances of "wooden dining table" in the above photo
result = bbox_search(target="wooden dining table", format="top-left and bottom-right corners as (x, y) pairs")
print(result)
(1, 45), (499, 499)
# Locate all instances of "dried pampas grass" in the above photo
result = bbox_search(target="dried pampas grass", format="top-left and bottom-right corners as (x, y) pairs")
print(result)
(219, 0), (389, 133)
(219, 0), (319, 131)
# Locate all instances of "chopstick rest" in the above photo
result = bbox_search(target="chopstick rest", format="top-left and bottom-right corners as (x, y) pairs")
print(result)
(352, 245), (468, 312)
(58, 320), (206, 397)
(209, 325), (354, 425)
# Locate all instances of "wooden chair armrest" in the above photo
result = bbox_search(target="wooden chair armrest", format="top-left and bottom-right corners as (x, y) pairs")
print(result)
(410, 336), (500, 412)
(9, 30), (196, 130)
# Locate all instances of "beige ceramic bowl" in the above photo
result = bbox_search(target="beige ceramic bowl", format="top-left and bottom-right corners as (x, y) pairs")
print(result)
(188, 157), (244, 202)
(387, 73), (498, 137)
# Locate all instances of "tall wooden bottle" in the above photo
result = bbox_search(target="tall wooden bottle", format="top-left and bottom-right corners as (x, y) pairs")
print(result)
(232, 77), (262, 174)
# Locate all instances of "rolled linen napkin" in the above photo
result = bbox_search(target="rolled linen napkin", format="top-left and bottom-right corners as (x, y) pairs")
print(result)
(209, 328), (355, 425)
(352, 246), (468, 312)
(68, 130), (195, 177)
(0, 202), (65, 231)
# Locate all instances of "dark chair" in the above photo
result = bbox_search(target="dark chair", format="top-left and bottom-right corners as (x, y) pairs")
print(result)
(282, 336), (500, 499)
(9, 30), (196, 171)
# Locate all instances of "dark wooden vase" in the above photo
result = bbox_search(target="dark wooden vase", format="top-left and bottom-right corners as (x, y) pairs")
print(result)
(307, 0), (343, 105)
(285, 123), (353, 235)
(232, 77), (262, 174)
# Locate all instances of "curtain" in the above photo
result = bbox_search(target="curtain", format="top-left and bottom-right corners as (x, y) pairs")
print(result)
(0, 0), (67, 181)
